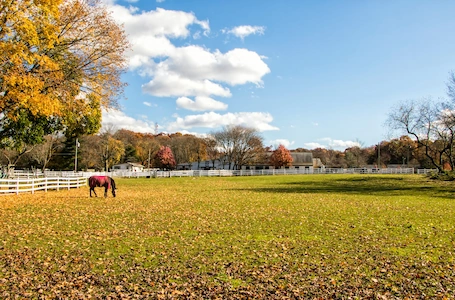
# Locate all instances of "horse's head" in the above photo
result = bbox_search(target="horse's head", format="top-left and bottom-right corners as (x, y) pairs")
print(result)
(110, 177), (116, 197)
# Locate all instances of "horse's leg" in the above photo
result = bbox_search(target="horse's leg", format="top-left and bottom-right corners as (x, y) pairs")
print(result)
(91, 187), (98, 197)
(104, 186), (108, 197)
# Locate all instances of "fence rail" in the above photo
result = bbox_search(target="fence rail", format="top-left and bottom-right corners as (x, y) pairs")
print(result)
(0, 177), (87, 195)
(43, 167), (421, 179)
(40, 167), (438, 179)
(117, 167), (420, 178)
(11, 168), (439, 179)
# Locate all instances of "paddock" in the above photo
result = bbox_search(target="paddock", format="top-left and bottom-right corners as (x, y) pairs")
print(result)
(0, 174), (453, 298)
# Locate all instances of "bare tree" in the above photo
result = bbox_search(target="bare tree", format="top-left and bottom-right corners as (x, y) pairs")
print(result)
(212, 125), (264, 170)
(29, 134), (64, 171)
(169, 135), (201, 167)
(387, 98), (455, 172)
(204, 136), (220, 169)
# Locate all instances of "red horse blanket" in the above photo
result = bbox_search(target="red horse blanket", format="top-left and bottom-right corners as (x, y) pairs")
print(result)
(89, 176), (111, 189)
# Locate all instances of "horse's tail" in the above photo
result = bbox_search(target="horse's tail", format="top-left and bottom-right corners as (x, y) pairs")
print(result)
(110, 177), (116, 197)
(110, 177), (116, 190)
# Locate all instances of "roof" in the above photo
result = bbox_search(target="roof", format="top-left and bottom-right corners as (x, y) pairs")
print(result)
(290, 153), (313, 165)
(113, 162), (144, 167)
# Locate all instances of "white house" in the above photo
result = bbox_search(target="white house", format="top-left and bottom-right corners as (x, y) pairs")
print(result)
(111, 162), (144, 172)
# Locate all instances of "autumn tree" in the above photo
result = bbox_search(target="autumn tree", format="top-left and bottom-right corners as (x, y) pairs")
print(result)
(77, 134), (124, 171)
(154, 146), (176, 170)
(212, 125), (264, 170)
(113, 129), (141, 163)
(169, 135), (205, 168)
(102, 136), (124, 171)
(0, 111), (60, 166)
(0, 0), (128, 150)
(78, 135), (102, 170)
(194, 137), (208, 169)
(138, 139), (160, 168)
(270, 144), (293, 168)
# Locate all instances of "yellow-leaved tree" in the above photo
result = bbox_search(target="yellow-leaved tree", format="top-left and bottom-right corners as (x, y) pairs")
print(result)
(0, 0), (128, 164)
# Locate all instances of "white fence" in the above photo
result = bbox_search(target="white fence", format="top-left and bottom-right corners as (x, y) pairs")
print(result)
(0, 168), (437, 195)
(11, 167), (438, 180)
(114, 167), (417, 178)
(43, 167), (419, 179)
(0, 177), (87, 195)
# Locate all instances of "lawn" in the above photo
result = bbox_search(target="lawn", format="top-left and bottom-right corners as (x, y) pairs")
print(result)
(1, 174), (454, 298)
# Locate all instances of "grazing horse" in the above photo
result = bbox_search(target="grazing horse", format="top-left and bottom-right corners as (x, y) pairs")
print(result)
(89, 176), (116, 198)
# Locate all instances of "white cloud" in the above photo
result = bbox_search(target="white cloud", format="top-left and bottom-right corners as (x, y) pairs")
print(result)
(156, 0), (165, 2)
(143, 101), (152, 107)
(167, 112), (279, 132)
(166, 46), (270, 86)
(101, 109), (156, 133)
(304, 142), (326, 149)
(143, 74), (232, 98)
(270, 139), (295, 149)
(304, 138), (361, 151)
(109, 6), (209, 68)
(321, 138), (361, 149)
(141, 46), (270, 98)
(176, 96), (228, 111)
(224, 25), (266, 40)
(113, 7), (208, 40)
(107, 5), (269, 98)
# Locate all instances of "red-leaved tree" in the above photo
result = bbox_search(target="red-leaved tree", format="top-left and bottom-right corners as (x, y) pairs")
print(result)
(270, 144), (293, 168)
(154, 146), (176, 170)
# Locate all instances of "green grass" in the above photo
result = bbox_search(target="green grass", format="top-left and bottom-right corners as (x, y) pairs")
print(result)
(1, 174), (454, 298)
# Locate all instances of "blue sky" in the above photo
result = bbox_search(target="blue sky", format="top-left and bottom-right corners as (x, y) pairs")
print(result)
(101, 0), (455, 150)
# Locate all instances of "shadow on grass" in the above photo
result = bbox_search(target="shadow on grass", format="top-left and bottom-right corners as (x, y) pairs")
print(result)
(234, 176), (454, 198)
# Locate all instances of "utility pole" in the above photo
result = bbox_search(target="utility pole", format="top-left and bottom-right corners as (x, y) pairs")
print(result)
(105, 143), (109, 172)
(74, 138), (80, 172)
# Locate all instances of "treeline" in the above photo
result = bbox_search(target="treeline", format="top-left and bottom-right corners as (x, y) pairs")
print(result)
(296, 135), (435, 169)
(0, 126), (438, 171)
(0, 126), (264, 171)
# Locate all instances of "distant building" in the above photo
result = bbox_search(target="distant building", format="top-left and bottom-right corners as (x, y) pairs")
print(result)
(111, 162), (144, 172)
(290, 152), (314, 168)
(177, 152), (322, 170)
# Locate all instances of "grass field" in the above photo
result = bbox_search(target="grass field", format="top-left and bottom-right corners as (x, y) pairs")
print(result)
(1, 174), (454, 299)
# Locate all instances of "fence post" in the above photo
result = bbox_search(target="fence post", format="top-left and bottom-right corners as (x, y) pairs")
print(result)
(16, 177), (19, 195)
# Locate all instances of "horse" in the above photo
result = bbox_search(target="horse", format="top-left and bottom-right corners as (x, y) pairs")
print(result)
(89, 176), (116, 198)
